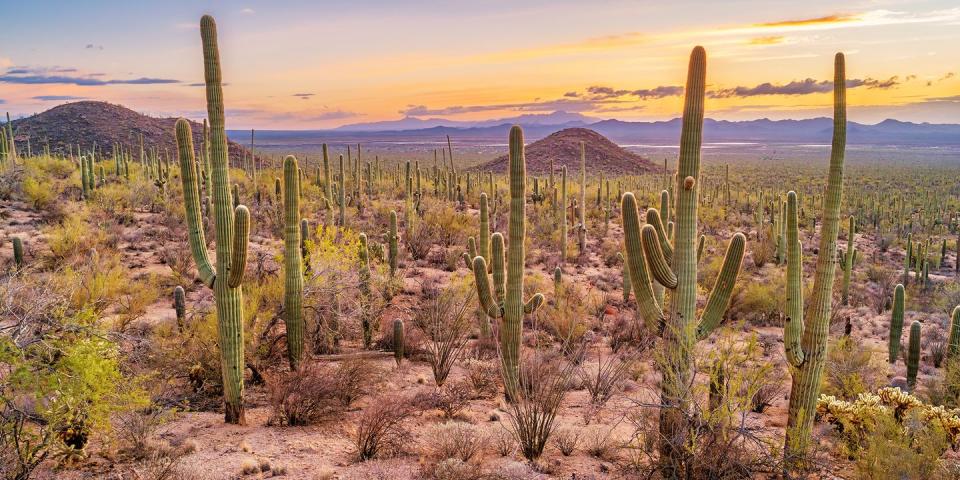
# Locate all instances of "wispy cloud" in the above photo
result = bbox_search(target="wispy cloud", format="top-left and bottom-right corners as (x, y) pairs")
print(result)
(85, 44), (104, 50)
(586, 85), (684, 100)
(240, 8), (255, 15)
(32, 95), (86, 101)
(292, 93), (315, 100)
(748, 36), (784, 45)
(1, 67), (179, 86)
(709, 77), (900, 98)
(754, 14), (857, 28)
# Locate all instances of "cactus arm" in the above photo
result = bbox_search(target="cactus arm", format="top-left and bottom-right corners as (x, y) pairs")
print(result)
(174, 119), (216, 288)
(783, 191), (805, 367)
(641, 224), (678, 289)
(621, 193), (664, 332)
(523, 293), (544, 314)
(472, 257), (503, 319)
(227, 205), (249, 289)
(491, 232), (506, 302)
(644, 208), (674, 264)
(696, 235), (705, 263)
(695, 232), (746, 341)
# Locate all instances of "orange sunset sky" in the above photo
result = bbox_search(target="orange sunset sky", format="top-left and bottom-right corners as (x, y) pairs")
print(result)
(0, 0), (958, 129)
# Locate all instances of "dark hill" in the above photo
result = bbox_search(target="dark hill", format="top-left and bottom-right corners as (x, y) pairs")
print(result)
(473, 128), (659, 175)
(6, 101), (253, 163)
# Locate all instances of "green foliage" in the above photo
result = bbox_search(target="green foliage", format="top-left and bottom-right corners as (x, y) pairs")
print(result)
(822, 336), (888, 400)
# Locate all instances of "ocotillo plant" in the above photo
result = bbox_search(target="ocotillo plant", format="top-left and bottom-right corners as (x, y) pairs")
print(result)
(621, 46), (746, 476)
(470, 125), (545, 398)
(840, 216), (856, 305)
(888, 284), (905, 363)
(907, 320), (921, 391)
(283, 155), (305, 369)
(175, 15), (251, 425)
(782, 52), (847, 467)
(173, 286), (186, 331)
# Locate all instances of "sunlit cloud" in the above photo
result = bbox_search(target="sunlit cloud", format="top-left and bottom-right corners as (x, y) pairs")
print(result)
(748, 36), (785, 45)
(32, 95), (87, 101)
(709, 77), (900, 98)
(754, 14), (857, 28)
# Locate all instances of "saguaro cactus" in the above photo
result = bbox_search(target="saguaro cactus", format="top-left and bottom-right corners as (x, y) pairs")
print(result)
(888, 284), (905, 363)
(948, 306), (960, 359)
(470, 126), (545, 398)
(560, 165), (568, 264)
(12, 236), (23, 272)
(782, 52), (847, 466)
(393, 319), (404, 366)
(175, 15), (251, 425)
(577, 143), (587, 255)
(907, 320), (921, 391)
(621, 47), (746, 476)
(840, 216), (856, 305)
(358, 233), (373, 348)
(283, 155), (305, 369)
(173, 286), (186, 331)
(387, 210), (399, 277)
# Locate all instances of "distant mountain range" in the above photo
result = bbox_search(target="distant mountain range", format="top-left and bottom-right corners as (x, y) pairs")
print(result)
(236, 112), (960, 146)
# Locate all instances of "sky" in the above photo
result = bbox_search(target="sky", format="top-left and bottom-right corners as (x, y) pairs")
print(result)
(0, 0), (958, 129)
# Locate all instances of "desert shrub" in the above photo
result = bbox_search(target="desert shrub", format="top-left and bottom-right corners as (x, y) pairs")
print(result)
(267, 363), (344, 426)
(822, 336), (888, 400)
(867, 265), (897, 314)
(579, 348), (634, 409)
(541, 281), (590, 352)
(429, 422), (487, 463)
(405, 220), (437, 261)
(0, 311), (148, 478)
(728, 276), (783, 325)
(462, 358), (500, 398)
(113, 407), (178, 460)
(423, 202), (471, 248)
(353, 396), (416, 461)
(924, 357), (960, 408)
(21, 175), (59, 210)
(413, 284), (474, 386)
(552, 427), (580, 456)
(332, 359), (381, 406)
(502, 347), (579, 460)
(45, 213), (102, 266)
(751, 231), (774, 268)
(415, 382), (473, 420)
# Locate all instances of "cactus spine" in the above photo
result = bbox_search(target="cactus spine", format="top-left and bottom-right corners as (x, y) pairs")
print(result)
(621, 47), (746, 476)
(840, 216), (856, 305)
(175, 15), (251, 424)
(283, 156), (305, 369)
(783, 52), (847, 465)
(907, 320), (921, 391)
(470, 126), (544, 398)
(888, 283), (905, 363)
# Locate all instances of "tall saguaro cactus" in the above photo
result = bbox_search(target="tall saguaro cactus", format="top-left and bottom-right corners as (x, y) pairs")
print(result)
(621, 47), (746, 477)
(782, 52), (847, 466)
(470, 126), (545, 397)
(907, 320), (921, 391)
(577, 142), (587, 255)
(840, 216), (856, 305)
(283, 155), (305, 369)
(175, 15), (251, 425)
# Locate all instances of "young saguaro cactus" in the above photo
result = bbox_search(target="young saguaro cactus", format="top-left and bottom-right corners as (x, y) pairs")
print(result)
(283, 155), (305, 369)
(888, 283), (905, 363)
(907, 320), (921, 391)
(782, 52), (847, 466)
(621, 46), (746, 476)
(947, 306), (960, 359)
(358, 233), (373, 348)
(175, 15), (251, 425)
(470, 125), (545, 398)
(12, 236), (24, 272)
(840, 216), (856, 305)
(173, 286), (186, 331)
(387, 210), (399, 277)
(393, 319), (404, 366)
(577, 142), (587, 255)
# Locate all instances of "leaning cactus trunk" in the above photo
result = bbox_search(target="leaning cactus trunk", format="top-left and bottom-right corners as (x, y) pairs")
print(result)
(470, 126), (544, 399)
(283, 155), (305, 369)
(783, 52), (847, 467)
(175, 15), (251, 424)
(621, 47), (746, 477)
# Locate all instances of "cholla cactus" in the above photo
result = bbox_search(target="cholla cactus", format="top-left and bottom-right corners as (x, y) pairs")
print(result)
(620, 47), (746, 475)
(470, 125), (544, 398)
(175, 15), (251, 424)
